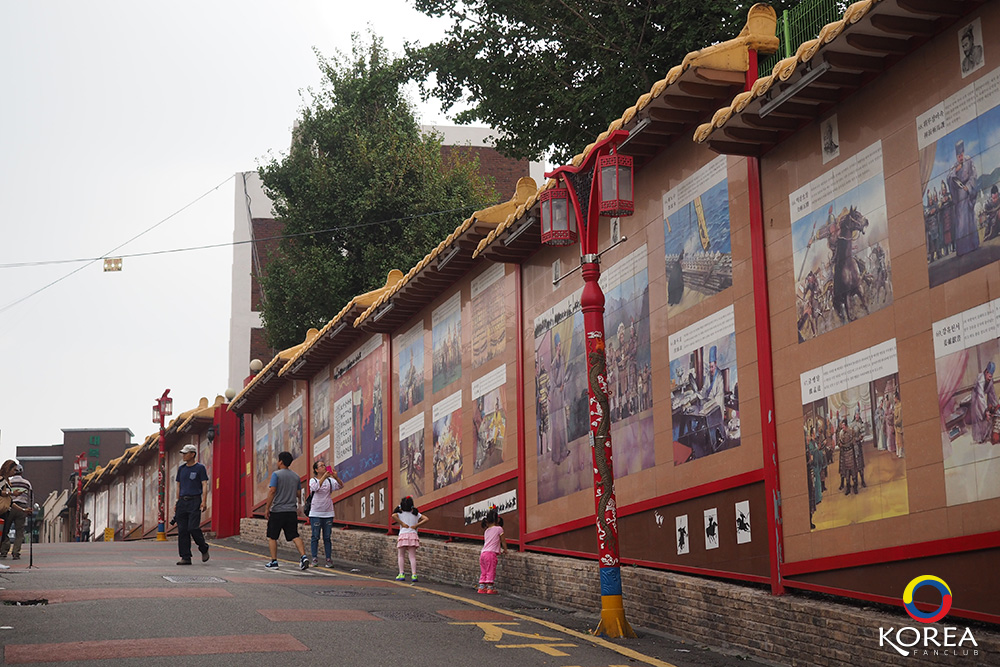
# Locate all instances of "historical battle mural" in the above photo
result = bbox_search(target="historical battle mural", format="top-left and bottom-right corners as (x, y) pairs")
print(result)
(669, 305), (740, 466)
(800, 339), (908, 531)
(533, 245), (653, 504)
(663, 155), (734, 317)
(791, 142), (892, 342)
(933, 300), (1000, 505)
(472, 365), (506, 474)
(918, 65), (1000, 288)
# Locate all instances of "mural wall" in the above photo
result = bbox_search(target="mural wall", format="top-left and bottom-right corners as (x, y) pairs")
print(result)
(799, 339), (908, 531)
(791, 142), (892, 343)
(252, 381), (307, 506)
(663, 155), (734, 318)
(933, 299), (1000, 505)
(919, 64), (1000, 288)
(533, 245), (653, 504)
(330, 334), (385, 483)
(669, 305), (741, 466)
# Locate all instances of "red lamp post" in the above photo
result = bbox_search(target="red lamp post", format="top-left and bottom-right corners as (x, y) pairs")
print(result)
(74, 452), (87, 541)
(152, 389), (173, 541)
(541, 129), (635, 638)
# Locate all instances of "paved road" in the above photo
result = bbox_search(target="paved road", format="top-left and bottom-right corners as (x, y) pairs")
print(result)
(0, 538), (767, 667)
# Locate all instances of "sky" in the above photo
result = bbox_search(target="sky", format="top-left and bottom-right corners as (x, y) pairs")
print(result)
(0, 1), (455, 463)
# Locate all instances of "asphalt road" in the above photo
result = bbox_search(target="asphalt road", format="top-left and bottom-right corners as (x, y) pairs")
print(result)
(0, 538), (769, 667)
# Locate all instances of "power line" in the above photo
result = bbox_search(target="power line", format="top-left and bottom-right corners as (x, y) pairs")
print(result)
(0, 175), (235, 315)
(0, 203), (492, 269)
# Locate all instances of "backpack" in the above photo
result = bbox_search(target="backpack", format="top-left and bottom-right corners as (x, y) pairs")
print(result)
(304, 477), (331, 516)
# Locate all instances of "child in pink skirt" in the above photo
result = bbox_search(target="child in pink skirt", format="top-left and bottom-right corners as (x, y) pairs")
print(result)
(391, 496), (428, 582)
(477, 506), (507, 594)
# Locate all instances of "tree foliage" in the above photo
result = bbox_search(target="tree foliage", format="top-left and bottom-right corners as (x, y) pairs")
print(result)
(408, 0), (797, 163)
(258, 35), (497, 350)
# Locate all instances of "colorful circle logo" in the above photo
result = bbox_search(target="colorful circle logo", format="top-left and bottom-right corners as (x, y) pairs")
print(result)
(903, 575), (952, 623)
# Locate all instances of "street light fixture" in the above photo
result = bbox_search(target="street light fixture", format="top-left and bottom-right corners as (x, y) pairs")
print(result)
(542, 129), (635, 638)
(153, 389), (172, 541)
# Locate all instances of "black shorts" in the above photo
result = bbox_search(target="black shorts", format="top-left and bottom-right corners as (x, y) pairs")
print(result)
(266, 511), (300, 541)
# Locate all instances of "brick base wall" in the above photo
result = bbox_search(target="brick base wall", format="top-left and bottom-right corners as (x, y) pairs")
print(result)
(238, 519), (998, 666)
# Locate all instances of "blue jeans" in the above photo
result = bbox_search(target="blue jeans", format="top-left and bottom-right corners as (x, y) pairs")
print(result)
(310, 517), (333, 560)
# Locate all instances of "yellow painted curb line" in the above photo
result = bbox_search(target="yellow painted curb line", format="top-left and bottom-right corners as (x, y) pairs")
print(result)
(213, 542), (677, 667)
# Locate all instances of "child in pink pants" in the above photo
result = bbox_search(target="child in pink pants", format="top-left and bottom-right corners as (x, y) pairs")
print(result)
(477, 506), (507, 594)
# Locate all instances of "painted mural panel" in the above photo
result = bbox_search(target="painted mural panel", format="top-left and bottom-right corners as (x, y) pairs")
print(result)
(286, 395), (305, 461)
(791, 141), (892, 342)
(331, 334), (385, 483)
(471, 262), (506, 368)
(125, 466), (142, 537)
(397, 323), (424, 413)
(199, 435), (213, 513)
(669, 305), (740, 465)
(253, 421), (271, 506)
(311, 368), (330, 438)
(663, 155), (733, 317)
(472, 364), (506, 473)
(918, 65), (1000, 287)
(533, 245), (653, 504)
(432, 390), (463, 491)
(800, 339), (908, 531)
(933, 300), (1000, 505)
(432, 292), (462, 394)
(398, 413), (425, 498)
(143, 458), (157, 534)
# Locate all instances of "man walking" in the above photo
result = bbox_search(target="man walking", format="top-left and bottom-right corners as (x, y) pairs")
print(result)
(264, 451), (309, 571)
(0, 464), (32, 560)
(175, 444), (210, 565)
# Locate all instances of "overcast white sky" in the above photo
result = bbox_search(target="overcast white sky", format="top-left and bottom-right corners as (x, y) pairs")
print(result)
(0, 1), (455, 464)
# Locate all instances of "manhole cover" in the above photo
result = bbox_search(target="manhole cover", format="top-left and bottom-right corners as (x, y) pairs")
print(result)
(313, 589), (393, 597)
(162, 576), (228, 584)
(372, 610), (444, 622)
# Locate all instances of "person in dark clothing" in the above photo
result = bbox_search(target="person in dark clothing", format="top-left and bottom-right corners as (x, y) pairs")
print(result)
(175, 444), (210, 565)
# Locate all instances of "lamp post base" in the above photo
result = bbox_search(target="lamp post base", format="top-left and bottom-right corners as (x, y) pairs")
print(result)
(593, 594), (636, 638)
(156, 523), (167, 541)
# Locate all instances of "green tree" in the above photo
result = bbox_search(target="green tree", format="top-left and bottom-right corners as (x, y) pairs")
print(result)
(259, 34), (497, 350)
(408, 0), (797, 163)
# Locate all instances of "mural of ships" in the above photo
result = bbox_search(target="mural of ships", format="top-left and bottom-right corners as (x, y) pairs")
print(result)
(665, 250), (733, 295)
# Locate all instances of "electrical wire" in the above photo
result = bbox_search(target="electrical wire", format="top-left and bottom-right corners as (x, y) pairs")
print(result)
(0, 202), (492, 269)
(0, 175), (235, 315)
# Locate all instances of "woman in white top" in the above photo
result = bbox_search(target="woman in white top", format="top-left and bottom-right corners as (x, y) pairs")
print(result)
(308, 461), (343, 567)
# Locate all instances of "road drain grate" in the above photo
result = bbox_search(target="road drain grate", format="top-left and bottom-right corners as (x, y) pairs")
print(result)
(313, 589), (393, 597)
(372, 610), (445, 622)
(4, 599), (48, 606)
(162, 576), (228, 583)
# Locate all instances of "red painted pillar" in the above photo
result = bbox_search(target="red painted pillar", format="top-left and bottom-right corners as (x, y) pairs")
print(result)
(212, 403), (241, 538)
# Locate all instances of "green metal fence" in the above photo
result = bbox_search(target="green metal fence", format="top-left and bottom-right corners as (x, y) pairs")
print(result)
(758, 0), (848, 79)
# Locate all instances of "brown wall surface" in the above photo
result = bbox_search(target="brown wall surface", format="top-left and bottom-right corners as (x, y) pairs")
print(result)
(760, 1), (1000, 569)
(390, 260), (519, 528)
(519, 136), (765, 566)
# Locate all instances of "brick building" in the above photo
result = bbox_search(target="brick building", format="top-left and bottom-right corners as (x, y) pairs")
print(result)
(227, 127), (543, 393)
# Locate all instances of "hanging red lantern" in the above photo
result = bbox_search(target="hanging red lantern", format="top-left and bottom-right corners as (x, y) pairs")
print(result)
(539, 187), (578, 246)
(598, 153), (634, 217)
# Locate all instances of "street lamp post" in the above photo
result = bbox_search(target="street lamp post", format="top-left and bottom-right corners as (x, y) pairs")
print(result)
(542, 129), (635, 638)
(74, 452), (87, 541)
(152, 389), (173, 541)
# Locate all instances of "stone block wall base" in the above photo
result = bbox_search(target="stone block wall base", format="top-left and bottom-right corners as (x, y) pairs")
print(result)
(237, 519), (999, 667)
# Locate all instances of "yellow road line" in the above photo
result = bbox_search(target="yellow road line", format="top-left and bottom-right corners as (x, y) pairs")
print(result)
(213, 542), (677, 667)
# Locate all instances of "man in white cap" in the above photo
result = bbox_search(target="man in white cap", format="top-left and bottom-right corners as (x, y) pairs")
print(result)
(175, 443), (210, 565)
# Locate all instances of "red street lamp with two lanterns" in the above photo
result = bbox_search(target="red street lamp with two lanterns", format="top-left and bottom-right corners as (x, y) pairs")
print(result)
(152, 389), (173, 541)
(540, 130), (636, 638)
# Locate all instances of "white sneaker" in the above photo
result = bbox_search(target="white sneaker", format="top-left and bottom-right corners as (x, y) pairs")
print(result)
(0, 563), (9, 570)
